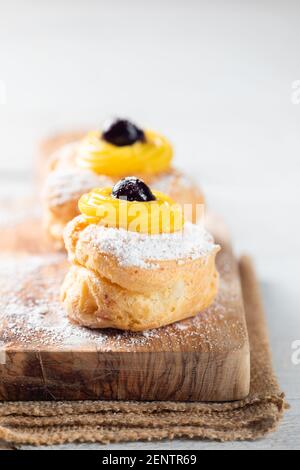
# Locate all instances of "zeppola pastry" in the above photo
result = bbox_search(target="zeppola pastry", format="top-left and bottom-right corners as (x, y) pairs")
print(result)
(61, 177), (219, 331)
(43, 118), (204, 247)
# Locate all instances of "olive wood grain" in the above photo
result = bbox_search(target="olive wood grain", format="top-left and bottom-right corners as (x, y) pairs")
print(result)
(0, 208), (250, 401)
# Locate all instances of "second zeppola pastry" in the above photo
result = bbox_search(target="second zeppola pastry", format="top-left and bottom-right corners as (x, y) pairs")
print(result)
(43, 118), (204, 247)
(61, 177), (219, 331)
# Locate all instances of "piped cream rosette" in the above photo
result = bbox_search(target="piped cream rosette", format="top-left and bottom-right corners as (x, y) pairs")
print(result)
(43, 122), (205, 247)
(77, 130), (173, 177)
(78, 187), (184, 235)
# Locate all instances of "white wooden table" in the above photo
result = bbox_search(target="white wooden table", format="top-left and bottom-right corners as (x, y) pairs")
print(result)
(0, 0), (299, 450)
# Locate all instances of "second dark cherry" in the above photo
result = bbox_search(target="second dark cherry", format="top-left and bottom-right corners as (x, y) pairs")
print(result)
(112, 177), (156, 202)
(102, 118), (145, 147)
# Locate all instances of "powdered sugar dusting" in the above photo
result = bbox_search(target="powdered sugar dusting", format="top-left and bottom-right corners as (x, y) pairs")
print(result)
(84, 222), (219, 269)
(51, 141), (79, 170)
(0, 254), (107, 348)
(0, 248), (246, 353)
(152, 172), (195, 193)
(44, 169), (111, 207)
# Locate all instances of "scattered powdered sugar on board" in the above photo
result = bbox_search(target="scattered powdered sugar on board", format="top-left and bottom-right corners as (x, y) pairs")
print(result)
(0, 254), (163, 350)
(0, 246), (245, 353)
(84, 222), (219, 269)
(0, 254), (107, 348)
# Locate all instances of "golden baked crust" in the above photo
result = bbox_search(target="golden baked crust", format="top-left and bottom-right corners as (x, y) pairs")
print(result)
(61, 216), (220, 331)
(61, 262), (218, 331)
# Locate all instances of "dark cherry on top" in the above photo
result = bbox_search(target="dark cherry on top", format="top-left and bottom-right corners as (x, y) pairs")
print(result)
(112, 177), (156, 202)
(102, 118), (145, 147)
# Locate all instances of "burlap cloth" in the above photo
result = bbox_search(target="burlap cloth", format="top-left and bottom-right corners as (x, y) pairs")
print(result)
(0, 256), (287, 447)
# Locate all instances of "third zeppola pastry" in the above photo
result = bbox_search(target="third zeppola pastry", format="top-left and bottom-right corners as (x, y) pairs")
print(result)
(43, 118), (205, 247)
(61, 177), (219, 331)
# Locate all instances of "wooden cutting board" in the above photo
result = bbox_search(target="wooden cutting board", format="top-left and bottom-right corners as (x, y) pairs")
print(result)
(0, 205), (250, 402)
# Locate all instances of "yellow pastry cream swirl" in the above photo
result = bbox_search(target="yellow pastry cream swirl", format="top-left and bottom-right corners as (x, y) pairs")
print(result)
(77, 130), (173, 177)
(78, 187), (184, 235)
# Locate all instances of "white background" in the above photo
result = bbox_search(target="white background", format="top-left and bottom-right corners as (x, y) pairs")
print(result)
(0, 0), (299, 450)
